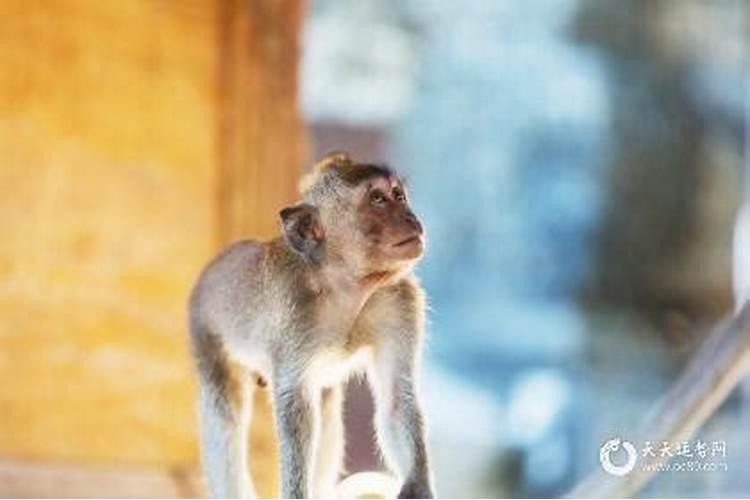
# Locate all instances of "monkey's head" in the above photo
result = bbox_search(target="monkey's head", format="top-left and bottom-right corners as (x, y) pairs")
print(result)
(279, 152), (425, 279)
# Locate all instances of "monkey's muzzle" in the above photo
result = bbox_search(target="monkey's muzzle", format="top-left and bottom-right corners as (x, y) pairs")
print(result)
(393, 235), (421, 248)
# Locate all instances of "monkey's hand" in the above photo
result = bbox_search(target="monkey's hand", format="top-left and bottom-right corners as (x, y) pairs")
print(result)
(398, 479), (435, 499)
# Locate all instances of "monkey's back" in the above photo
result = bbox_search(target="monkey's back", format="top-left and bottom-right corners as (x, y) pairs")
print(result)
(188, 238), (317, 374)
(190, 239), (266, 318)
(188, 240), (272, 362)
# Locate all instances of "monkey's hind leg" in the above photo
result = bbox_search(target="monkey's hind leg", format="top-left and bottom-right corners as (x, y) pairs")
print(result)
(193, 328), (256, 498)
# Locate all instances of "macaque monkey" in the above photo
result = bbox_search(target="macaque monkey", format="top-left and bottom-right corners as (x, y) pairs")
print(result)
(188, 153), (435, 499)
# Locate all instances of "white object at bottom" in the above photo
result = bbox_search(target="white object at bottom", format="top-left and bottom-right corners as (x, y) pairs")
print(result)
(335, 471), (400, 499)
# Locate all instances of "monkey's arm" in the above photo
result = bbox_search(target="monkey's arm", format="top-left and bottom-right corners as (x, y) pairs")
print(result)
(370, 349), (434, 499)
(568, 303), (750, 498)
(366, 281), (435, 499)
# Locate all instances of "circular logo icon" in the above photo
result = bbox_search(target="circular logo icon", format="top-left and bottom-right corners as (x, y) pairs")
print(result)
(599, 437), (637, 476)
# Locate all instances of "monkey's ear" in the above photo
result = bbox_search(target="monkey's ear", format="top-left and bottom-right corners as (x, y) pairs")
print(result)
(279, 203), (325, 261)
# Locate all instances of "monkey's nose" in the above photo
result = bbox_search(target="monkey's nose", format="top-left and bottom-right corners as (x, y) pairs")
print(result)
(405, 212), (423, 235)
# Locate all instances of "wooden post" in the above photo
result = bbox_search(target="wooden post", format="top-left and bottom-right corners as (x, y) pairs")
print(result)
(216, 0), (307, 245)
(215, 1), (308, 496)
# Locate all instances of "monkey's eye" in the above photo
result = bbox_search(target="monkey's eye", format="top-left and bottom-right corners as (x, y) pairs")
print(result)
(369, 190), (387, 206)
(392, 187), (406, 202)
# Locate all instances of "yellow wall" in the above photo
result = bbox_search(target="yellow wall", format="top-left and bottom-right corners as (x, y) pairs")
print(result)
(0, 4), (305, 496)
(0, 0), (216, 465)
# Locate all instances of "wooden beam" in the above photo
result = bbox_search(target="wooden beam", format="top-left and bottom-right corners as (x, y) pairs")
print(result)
(215, 0), (308, 245)
(569, 304), (750, 498)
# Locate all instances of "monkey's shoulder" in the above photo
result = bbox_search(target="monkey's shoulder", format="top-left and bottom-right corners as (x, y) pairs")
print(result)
(196, 238), (264, 272)
(190, 239), (269, 307)
(211, 239), (269, 268)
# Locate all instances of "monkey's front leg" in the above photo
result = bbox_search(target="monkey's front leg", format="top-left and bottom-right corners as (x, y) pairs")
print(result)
(313, 385), (344, 497)
(274, 374), (317, 499)
(371, 346), (434, 499)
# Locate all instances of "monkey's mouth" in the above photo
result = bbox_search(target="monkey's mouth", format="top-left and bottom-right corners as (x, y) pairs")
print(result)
(393, 235), (421, 248)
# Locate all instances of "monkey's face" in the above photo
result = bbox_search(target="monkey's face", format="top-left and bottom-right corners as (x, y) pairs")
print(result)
(352, 175), (424, 266)
(282, 163), (425, 277)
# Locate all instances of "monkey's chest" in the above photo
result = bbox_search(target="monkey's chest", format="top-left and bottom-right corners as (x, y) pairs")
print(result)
(303, 346), (371, 388)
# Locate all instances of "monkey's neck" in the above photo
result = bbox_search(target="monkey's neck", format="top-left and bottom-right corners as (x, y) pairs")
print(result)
(310, 273), (369, 333)
(313, 263), (394, 313)
(317, 267), (372, 299)
(360, 269), (399, 288)
(304, 246), (408, 317)
(319, 261), (400, 294)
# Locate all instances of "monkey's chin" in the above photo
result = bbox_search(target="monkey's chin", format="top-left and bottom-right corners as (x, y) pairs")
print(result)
(393, 238), (424, 261)
(398, 246), (423, 261)
(390, 235), (424, 261)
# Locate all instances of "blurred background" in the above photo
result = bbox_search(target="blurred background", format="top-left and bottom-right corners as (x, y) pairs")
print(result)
(0, 0), (747, 498)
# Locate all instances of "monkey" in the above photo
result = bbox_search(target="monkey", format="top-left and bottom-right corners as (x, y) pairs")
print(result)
(188, 152), (435, 499)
